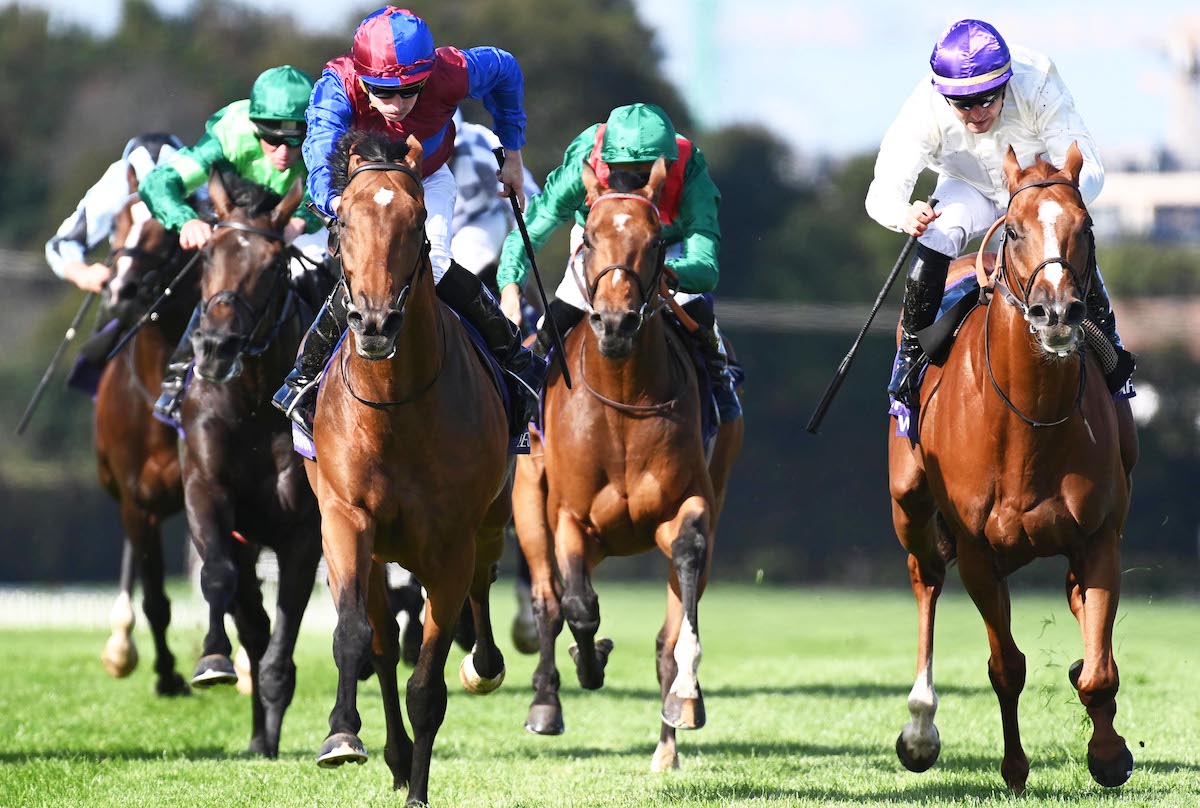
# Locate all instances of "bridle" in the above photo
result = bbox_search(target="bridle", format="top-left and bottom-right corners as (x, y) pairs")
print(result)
(571, 193), (668, 329)
(975, 177), (1094, 430)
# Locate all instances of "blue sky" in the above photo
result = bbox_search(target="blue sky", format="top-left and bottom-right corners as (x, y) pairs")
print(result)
(23, 0), (1200, 162)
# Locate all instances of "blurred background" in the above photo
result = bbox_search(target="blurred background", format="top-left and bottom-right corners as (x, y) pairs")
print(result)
(1, 0), (1197, 590)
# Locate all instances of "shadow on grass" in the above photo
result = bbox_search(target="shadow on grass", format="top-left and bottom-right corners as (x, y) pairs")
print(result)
(0, 747), (314, 764)
(655, 778), (1016, 804)
(589, 680), (991, 699)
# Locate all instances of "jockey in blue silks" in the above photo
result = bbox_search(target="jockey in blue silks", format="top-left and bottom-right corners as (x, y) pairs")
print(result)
(273, 6), (544, 441)
(868, 19), (1133, 408)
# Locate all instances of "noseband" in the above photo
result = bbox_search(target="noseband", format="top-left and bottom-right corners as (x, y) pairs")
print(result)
(198, 220), (293, 358)
(573, 193), (667, 325)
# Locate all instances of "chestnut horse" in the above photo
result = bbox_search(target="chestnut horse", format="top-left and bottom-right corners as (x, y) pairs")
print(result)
(179, 170), (322, 756)
(94, 191), (196, 694)
(305, 132), (510, 806)
(889, 144), (1138, 792)
(511, 161), (743, 771)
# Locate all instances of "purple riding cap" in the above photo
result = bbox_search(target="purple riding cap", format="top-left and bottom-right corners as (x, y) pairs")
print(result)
(930, 19), (1012, 97)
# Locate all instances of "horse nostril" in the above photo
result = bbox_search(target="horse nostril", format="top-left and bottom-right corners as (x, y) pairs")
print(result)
(1026, 304), (1049, 325)
(619, 311), (643, 334)
(382, 310), (404, 335)
(346, 308), (364, 331)
(1065, 301), (1086, 326)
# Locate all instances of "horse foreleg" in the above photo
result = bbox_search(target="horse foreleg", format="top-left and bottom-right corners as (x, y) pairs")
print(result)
(510, 453), (545, 655)
(406, 570), (470, 806)
(659, 499), (710, 735)
(958, 546), (1029, 793)
(230, 545), (271, 756)
(556, 513), (609, 690)
(366, 560), (413, 791)
(130, 508), (188, 696)
(652, 593), (682, 772)
(317, 500), (375, 769)
(460, 522), (506, 694)
(185, 484), (240, 688)
(101, 539), (139, 679)
(1074, 529), (1133, 788)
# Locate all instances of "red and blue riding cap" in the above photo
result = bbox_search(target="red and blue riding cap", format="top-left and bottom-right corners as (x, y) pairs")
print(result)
(930, 19), (1012, 97)
(352, 7), (435, 88)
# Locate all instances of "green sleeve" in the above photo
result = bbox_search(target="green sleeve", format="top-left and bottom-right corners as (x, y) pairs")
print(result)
(666, 146), (722, 293)
(496, 126), (599, 289)
(139, 132), (229, 231)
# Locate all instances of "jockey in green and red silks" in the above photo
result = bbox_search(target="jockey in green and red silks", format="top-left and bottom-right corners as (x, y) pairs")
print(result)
(276, 6), (543, 443)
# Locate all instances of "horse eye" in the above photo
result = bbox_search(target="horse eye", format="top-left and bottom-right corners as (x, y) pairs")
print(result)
(1005, 227), (1020, 240)
(582, 234), (592, 249)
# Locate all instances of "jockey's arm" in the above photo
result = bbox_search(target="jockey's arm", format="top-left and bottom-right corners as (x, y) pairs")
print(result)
(140, 132), (228, 233)
(669, 149), (722, 293)
(304, 70), (354, 218)
(46, 158), (131, 289)
(463, 47), (528, 209)
(1031, 69), (1104, 205)
(865, 81), (939, 234)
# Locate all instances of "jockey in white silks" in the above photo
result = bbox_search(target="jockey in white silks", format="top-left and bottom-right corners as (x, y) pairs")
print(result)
(866, 18), (1133, 407)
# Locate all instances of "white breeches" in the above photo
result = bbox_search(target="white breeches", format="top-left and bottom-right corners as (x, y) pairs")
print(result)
(451, 209), (513, 275)
(423, 163), (457, 284)
(288, 231), (329, 279)
(918, 176), (1005, 259)
(553, 224), (697, 310)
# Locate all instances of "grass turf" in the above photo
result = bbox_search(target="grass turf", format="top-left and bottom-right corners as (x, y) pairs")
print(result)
(0, 582), (1197, 807)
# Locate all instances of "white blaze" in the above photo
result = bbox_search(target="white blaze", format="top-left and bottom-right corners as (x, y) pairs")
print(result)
(668, 614), (702, 698)
(613, 213), (631, 232)
(374, 188), (395, 206)
(1037, 200), (1065, 287)
(611, 269), (623, 287)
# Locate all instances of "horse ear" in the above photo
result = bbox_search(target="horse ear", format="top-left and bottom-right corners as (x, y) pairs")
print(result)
(271, 177), (305, 230)
(1062, 141), (1084, 185)
(1002, 145), (1023, 193)
(643, 157), (669, 204)
(126, 163), (139, 195)
(404, 134), (424, 174)
(208, 167), (234, 219)
(581, 160), (603, 205)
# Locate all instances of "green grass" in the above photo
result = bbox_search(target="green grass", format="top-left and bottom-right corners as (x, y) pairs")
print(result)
(1, 583), (1197, 807)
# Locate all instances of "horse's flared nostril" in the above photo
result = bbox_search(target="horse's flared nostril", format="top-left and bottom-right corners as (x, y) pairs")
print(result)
(382, 309), (405, 336)
(1026, 304), (1050, 326)
(619, 311), (644, 334)
(346, 308), (364, 332)
(1065, 300), (1086, 326)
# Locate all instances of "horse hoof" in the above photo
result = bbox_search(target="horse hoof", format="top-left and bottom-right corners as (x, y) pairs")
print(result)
(1088, 747), (1134, 788)
(317, 732), (368, 768)
(156, 673), (191, 697)
(568, 637), (614, 690)
(1068, 658), (1084, 690)
(662, 690), (706, 730)
(511, 614), (539, 655)
(524, 702), (565, 735)
(459, 652), (505, 695)
(101, 636), (139, 678)
(895, 729), (941, 773)
(234, 646), (253, 696)
(650, 742), (679, 772)
(191, 654), (238, 688)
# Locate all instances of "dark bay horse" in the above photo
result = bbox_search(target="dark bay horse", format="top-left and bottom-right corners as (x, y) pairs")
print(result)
(94, 190), (196, 694)
(889, 143), (1138, 792)
(180, 170), (322, 757)
(305, 132), (511, 805)
(511, 160), (743, 771)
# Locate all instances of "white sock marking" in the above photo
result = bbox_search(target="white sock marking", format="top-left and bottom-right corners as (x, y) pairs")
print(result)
(900, 659), (940, 757)
(669, 615), (702, 698)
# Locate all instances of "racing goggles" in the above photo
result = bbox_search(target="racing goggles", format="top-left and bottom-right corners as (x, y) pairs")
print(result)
(362, 79), (426, 100)
(944, 87), (1005, 112)
(254, 124), (305, 148)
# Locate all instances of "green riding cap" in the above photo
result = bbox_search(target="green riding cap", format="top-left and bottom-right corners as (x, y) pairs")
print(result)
(249, 65), (314, 135)
(600, 103), (679, 163)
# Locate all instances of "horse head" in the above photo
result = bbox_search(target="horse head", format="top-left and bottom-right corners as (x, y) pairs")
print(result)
(192, 168), (301, 382)
(579, 157), (669, 359)
(107, 171), (184, 323)
(999, 142), (1093, 359)
(332, 131), (426, 361)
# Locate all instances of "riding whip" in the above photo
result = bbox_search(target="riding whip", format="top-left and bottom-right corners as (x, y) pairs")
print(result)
(15, 292), (97, 436)
(105, 249), (204, 362)
(492, 147), (572, 389)
(805, 196), (938, 435)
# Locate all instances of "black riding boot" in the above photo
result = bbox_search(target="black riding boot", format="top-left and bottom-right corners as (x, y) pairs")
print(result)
(1085, 268), (1136, 393)
(681, 299), (742, 424)
(271, 284), (348, 439)
(889, 244), (953, 408)
(532, 298), (586, 359)
(153, 306), (201, 423)
(437, 262), (546, 435)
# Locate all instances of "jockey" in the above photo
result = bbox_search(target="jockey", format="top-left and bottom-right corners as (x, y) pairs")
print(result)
(867, 18), (1133, 407)
(274, 6), (544, 441)
(449, 110), (541, 295)
(495, 102), (742, 424)
(46, 133), (184, 293)
(140, 65), (325, 422)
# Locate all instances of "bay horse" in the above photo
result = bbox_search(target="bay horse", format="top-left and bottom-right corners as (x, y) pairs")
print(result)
(305, 132), (511, 806)
(94, 189), (197, 694)
(889, 143), (1139, 792)
(179, 169), (323, 757)
(511, 160), (743, 771)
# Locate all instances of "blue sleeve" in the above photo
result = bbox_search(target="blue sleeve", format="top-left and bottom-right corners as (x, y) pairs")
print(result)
(462, 47), (526, 151)
(304, 71), (353, 216)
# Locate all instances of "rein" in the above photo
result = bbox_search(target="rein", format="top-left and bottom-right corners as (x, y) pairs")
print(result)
(578, 327), (690, 415)
(973, 177), (1093, 430)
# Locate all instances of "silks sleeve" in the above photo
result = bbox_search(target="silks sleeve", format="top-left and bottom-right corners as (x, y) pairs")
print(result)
(304, 71), (353, 216)
(668, 147), (722, 294)
(462, 47), (526, 151)
(139, 133), (228, 231)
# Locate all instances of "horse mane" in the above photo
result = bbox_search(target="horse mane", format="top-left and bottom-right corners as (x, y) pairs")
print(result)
(213, 161), (283, 219)
(606, 169), (649, 194)
(329, 130), (413, 196)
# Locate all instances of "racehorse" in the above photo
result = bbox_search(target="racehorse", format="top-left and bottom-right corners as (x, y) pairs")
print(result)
(94, 189), (197, 694)
(889, 143), (1139, 792)
(179, 169), (323, 757)
(305, 131), (511, 805)
(511, 160), (743, 771)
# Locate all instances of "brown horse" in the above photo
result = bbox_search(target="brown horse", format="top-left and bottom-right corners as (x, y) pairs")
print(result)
(511, 160), (743, 771)
(179, 170), (323, 757)
(94, 191), (196, 694)
(889, 143), (1138, 792)
(305, 132), (510, 806)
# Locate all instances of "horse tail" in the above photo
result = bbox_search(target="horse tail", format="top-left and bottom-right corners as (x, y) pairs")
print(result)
(934, 511), (958, 566)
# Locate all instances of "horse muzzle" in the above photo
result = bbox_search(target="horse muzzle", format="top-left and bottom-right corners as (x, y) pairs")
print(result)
(1026, 296), (1086, 358)
(346, 303), (404, 361)
(589, 309), (643, 359)
(191, 330), (246, 382)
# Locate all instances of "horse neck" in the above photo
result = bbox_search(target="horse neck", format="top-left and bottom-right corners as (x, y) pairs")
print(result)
(347, 269), (443, 403)
(582, 311), (676, 403)
(986, 298), (1084, 426)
